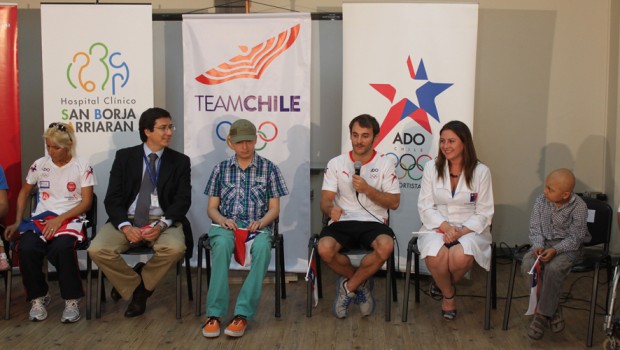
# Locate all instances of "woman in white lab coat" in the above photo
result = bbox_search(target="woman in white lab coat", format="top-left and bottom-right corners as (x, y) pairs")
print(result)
(417, 120), (494, 320)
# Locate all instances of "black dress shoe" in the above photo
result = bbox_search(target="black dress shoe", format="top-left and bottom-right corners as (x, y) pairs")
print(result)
(111, 262), (146, 302)
(124, 281), (153, 318)
(110, 287), (122, 302)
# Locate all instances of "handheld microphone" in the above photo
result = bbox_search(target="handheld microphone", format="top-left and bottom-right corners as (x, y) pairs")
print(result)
(354, 161), (362, 198)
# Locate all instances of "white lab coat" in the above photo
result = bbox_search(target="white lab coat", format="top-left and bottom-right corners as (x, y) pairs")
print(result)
(417, 160), (494, 270)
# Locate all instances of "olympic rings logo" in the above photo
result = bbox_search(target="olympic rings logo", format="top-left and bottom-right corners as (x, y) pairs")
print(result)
(215, 120), (278, 151)
(255, 121), (278, 151)
(215, 121), (232, 141)
(385, 152), (432, 181)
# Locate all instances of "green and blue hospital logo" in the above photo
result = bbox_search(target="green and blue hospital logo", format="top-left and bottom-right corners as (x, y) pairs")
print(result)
(66, 42), (130, 95)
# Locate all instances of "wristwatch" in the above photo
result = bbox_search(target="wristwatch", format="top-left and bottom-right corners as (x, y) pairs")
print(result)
(156, 220), (168, 232)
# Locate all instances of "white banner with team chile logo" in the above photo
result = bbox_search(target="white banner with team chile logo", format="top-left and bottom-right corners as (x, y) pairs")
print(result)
(40, 4), (154, 235)
(182, 13), (311, 272)
(342, 3), (478, 272)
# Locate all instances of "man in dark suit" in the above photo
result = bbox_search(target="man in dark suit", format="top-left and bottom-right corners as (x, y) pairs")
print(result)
(88, 107), (192, 317)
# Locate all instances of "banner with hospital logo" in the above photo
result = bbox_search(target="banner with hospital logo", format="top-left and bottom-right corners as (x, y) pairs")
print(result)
(342, 3), (478, 272)
(183, 13), (311, 272)
(0, 4), (20, 227)
(40, 4), (153, 259)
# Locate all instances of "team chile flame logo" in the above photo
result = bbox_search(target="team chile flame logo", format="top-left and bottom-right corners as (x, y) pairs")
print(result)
(195, 24), (300, 85)
(372, 55), (453, 146)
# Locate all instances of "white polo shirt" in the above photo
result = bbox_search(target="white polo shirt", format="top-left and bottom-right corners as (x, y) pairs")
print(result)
(322, 150), (400, 223)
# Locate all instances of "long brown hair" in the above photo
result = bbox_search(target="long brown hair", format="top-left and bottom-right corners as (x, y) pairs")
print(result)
(436, 120), (479, 188)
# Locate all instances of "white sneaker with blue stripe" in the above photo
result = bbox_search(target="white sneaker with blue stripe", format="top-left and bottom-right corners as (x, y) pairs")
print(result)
(333, 276), (355, 319)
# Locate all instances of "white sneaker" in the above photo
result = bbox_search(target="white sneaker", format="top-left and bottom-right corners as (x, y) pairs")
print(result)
(29, 294), (51, 321)
(61, 299), (81, 323)
(356, 278), (375, 317)
(332, 276), (355, 319)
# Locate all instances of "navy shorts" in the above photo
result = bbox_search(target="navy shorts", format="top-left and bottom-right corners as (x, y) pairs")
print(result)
(320, 220), (394, 252)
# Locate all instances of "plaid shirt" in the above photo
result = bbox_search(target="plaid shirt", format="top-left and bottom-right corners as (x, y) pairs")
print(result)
(204, 153), (288, 226)
(529, 193), (590, 259)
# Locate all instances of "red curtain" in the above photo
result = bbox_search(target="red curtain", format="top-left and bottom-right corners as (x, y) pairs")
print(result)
(0, 5), (21, 226)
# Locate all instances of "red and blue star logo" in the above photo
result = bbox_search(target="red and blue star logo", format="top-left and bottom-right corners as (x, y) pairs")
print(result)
(85, 166), (94, 180)
(371, 55), (452, 146)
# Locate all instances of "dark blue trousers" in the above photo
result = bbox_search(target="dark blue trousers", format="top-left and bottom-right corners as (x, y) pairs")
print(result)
(18, 231), (84, 301)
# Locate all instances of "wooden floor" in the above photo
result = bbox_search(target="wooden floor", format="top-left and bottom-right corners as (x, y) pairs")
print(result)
(0, 257), (612, 349)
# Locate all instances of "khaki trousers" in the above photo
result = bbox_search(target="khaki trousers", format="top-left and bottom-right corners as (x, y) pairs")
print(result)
(88, 222), (185, 300)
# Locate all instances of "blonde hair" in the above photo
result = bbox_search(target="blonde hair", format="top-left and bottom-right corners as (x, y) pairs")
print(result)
(44, 122), (76, 156)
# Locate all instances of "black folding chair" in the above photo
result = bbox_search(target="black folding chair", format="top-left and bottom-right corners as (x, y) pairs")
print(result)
(401, 234), (497, 330)
(502, 196), (612, 347)
(6, 191), (97, 320)
(195, 218), (285, 317)
(94, 241), (193, 320)
(306, 215), (398, 321)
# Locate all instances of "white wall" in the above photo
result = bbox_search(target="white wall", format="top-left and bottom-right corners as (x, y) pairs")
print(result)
(473, 0), (620, 249)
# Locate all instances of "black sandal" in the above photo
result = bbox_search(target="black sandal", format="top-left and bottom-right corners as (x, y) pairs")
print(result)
(429, 281), (443, 300)
(441, 286), (457, 321)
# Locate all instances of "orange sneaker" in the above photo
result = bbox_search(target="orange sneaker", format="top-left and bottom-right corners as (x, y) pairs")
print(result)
(201, 317), (220, 338)
(224, 315), (248, 337)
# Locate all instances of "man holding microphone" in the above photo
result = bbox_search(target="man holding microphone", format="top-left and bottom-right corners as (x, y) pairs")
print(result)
(317, 114), (400, 319)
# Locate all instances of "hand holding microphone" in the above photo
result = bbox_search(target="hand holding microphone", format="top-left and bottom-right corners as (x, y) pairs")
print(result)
(351, 160), (383, 223)
(353, 161), (362, 198)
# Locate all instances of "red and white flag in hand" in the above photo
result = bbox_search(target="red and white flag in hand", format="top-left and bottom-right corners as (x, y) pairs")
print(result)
(525, 255), (542, 315)
(233, 228), (258, 267)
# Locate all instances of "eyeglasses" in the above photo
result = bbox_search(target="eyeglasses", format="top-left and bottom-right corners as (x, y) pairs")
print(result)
(153, 124), (176, 132)
(49, 123), (72, 142)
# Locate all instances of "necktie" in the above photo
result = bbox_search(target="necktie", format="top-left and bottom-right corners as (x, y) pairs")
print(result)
(134, 153), (158, 227)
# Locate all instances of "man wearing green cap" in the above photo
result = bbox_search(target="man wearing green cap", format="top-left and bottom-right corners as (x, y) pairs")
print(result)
(201, 119), (288, 338)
